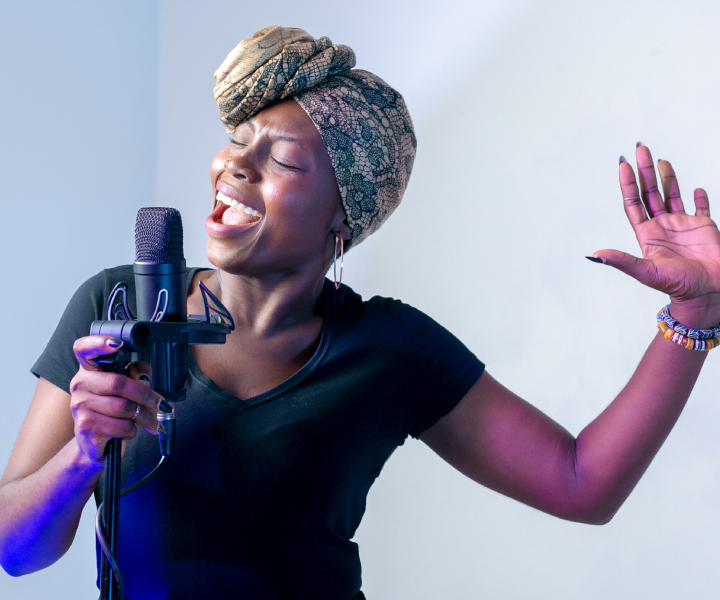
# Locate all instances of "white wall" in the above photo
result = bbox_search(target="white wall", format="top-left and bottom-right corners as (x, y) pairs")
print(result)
(3, 0), (720, 597)
(0, 2), (159, 598)
(157, 0), (720, 597)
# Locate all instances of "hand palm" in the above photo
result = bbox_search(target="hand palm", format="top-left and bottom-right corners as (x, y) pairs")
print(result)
(634, 212), (720, 300)
(596, 145), (720, 311)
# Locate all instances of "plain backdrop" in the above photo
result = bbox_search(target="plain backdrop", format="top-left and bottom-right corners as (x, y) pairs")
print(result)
(2, 0), (720, 598)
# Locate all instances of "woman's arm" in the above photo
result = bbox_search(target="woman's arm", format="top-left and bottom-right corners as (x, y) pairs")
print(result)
(0, 337), (162, 576)
(0, 378), (100, 575)
(421, 144), (720, 524)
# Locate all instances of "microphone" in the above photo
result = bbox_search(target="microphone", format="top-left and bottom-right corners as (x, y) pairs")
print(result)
(133, 207), (186, 456)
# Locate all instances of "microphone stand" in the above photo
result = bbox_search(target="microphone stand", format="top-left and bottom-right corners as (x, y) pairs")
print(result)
(99, 439), (122, 598)
(93, 282), (233, 600)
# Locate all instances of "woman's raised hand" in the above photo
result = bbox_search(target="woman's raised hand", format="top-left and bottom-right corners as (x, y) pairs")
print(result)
(70, 336), (163, 467)
(592, 143), (720, 328)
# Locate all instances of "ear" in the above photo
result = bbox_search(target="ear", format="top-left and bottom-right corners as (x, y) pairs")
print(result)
(331, 206), (352, 242)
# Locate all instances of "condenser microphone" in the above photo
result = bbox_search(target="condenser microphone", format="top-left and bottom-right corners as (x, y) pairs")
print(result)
(133, 207), (187, 455)
(134, 207), (187, 323)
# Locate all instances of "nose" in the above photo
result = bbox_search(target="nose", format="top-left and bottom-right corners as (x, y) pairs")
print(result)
(223, 149), (260, 183)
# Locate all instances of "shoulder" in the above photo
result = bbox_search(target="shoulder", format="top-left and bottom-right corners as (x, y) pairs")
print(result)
(331, 281), (402, 333)
(331, 281), (462, 349)
(64, 264), (132, 309)
(75, 265), (134, 296)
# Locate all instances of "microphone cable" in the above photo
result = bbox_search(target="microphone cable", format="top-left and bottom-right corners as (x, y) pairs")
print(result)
(95, 454), (168, 600)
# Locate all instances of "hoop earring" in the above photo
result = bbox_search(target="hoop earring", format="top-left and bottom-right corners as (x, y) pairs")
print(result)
(333, 233), (344, 290)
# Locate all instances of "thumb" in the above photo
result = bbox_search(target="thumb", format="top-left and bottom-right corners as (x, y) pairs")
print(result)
(588, 249), (659, 288)
(72, 335), (124, 371)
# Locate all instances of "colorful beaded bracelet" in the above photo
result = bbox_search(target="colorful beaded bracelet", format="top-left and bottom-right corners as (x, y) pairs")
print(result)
(657, 304), (720, 339)
(656, 305), (720, 351)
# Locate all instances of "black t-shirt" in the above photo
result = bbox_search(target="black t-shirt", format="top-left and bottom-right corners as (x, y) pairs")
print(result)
(32, 265), (485, 600)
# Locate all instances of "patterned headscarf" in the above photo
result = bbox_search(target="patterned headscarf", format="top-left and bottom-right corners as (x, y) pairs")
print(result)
(214, 26), (417, 248)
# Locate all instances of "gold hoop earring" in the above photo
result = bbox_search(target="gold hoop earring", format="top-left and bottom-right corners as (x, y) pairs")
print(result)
(333, 233), (344, 290)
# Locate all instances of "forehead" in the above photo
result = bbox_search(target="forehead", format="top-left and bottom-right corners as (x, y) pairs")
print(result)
(239, 99), (323, 148)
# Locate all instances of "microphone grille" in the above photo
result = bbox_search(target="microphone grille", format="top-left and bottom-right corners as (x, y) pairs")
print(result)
(135, 207), (184, 263)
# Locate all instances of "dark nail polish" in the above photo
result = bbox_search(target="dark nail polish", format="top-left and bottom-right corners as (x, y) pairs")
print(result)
(619, 156), (627, 164)
(158, 399), (173, 413)
(107, 338), (123, 348)
(636, 141), (644, 148)
(657, 158), (663, 163)
(138, 374), (151, 384)
(586, 256), (606, 264)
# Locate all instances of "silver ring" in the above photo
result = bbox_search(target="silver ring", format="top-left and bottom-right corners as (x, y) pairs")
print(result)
(623, 195), (642, 201)
(131, 403), (141, 421)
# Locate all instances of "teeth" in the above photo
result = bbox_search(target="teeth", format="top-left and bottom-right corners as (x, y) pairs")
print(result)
(216, 191), (261, 218)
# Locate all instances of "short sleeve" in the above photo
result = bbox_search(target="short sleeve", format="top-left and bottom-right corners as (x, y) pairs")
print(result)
(31, 267), (130, 393)
(396, 301), (485, 438)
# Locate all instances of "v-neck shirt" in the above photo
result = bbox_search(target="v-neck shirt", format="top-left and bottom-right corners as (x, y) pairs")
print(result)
(32, 265), (485, 600)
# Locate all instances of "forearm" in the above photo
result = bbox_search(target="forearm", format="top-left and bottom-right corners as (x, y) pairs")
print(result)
(575, 315), (710, 523)
(0, 438), (102, 576)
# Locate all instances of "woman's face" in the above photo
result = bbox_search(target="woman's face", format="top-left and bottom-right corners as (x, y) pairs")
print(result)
(206, 98), (348, 278)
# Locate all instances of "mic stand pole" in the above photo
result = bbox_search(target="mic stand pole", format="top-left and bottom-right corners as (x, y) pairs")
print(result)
(100, 438), (122, 599)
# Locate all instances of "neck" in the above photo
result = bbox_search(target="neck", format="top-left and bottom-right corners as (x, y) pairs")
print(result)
(200, 268), (327, 337)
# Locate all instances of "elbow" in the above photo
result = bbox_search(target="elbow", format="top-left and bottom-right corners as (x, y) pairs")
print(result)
(1, 561), (28, 578)
(577, 508), (617, 526)
(0, 523), (53, 578)
(0, 544), (30, 577)
(0, 540), (28, 578)
(0, 543), (52, 577)
(562, 497), (621, 526)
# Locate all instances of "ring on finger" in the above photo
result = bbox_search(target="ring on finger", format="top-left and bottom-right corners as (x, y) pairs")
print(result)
(623, 195), (642, 201)
(131, 403), (141, 421)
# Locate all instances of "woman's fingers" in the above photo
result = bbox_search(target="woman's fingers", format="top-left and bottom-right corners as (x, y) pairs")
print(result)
(694, 188), (711, 217)
(619, 159), (647, 228)
(71, 369), (164, 411)
(636, 144), (667, 217)
(126, 361), (158, 434)
(590, 249), (659, 289)
(74, 411), (139, 442)
(658, 159), (686, 214)
(126, 360), (152, 384)
(72, 335), (123, 370)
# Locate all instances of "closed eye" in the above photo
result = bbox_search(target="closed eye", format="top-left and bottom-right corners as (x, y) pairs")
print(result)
(272, 157), (297, 170)
(228, 136), (247, 147)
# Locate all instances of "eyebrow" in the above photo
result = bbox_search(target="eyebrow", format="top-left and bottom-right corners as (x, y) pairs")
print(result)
(241, 118), (306, 149)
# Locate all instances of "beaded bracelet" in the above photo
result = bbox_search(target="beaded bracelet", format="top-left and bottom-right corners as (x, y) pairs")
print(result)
(656, 305), (720, 351)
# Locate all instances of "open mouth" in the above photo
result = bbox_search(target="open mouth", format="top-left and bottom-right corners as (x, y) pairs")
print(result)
(214, 191), (262, 226)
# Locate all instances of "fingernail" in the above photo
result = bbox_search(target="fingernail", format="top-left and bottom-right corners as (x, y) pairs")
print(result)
(636, 141), (644, 148)
(158, 399), (173, 413)
(619, 156), (627, 164)
(107, 338), (123, 348)
(138, 374), (151, 385)
(586, 256), (606, 264)
(657, 158), (663, 163)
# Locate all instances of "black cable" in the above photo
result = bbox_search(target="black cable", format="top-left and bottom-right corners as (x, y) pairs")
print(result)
(96, 455), (167, 599)
(95, 509), (123, 599)
(119, 455), (166, 497)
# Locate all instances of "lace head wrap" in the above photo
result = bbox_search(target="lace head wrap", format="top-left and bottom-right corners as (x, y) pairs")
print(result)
(214, 26), (417, 248)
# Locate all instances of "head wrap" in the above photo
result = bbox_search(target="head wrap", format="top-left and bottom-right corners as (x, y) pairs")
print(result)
(214, 26), (417, 248)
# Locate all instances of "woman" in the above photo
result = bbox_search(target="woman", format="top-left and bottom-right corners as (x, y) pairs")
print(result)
(1, 26), (719, 599)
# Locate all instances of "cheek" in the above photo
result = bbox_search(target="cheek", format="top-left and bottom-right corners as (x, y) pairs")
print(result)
(264, 179), (333, 238)
(210, 153), (226, 181)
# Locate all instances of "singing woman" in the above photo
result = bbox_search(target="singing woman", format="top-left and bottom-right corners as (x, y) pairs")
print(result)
(1, 26), (719, 600)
